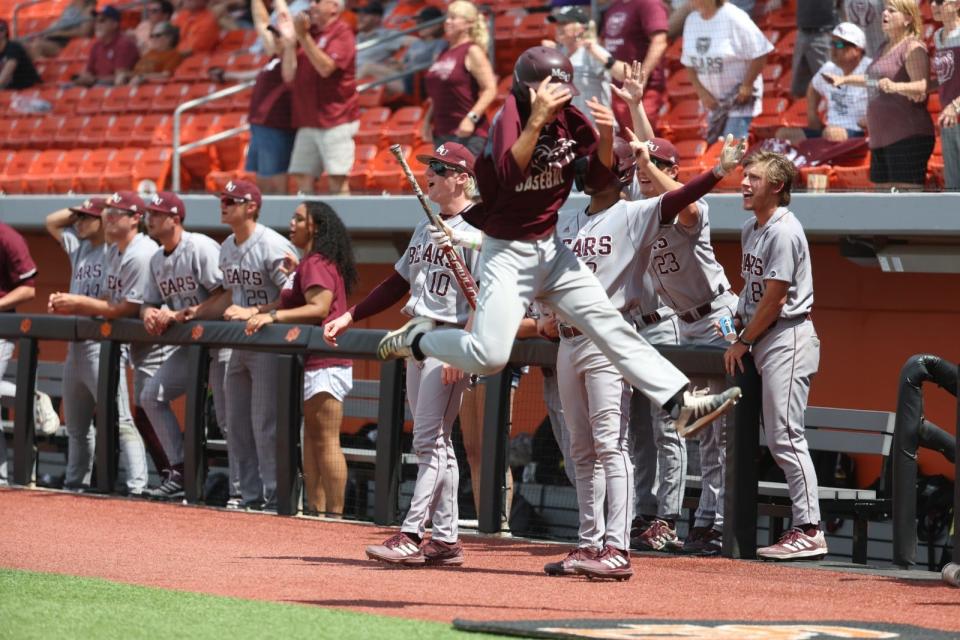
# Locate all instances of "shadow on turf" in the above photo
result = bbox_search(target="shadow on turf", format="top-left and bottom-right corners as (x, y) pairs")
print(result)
(288, 598), (603, 613)
(252, 554), (545, 576)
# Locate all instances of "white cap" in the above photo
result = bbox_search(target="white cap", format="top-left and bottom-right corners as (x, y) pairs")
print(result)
(831, 22), (866, 50)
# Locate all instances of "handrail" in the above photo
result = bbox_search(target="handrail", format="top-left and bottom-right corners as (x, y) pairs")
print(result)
(355, 15), (445, 52)
(171, 80), (255, 192)
(356, 59), (434, 93)
(10, 0), (49, 39)
(12, 0), (148, 40)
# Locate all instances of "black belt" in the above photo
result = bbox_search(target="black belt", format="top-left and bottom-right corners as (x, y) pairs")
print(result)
(679, 301), (713, 324)
(558, 324), (583, 339)
(639, 312), (661, 326)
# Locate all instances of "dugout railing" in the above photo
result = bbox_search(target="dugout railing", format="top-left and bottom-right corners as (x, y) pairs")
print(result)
(2, 313), (773, 558)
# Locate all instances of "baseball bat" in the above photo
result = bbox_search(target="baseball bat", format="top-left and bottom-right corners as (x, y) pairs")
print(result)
(389, 144), (479, 310)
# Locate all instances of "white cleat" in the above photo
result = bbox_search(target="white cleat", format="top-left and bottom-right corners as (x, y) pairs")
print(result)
(376, 316), (435, 360)
(675, 386), (742, 438)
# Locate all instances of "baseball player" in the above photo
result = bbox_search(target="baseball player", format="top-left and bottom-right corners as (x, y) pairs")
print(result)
(0, 219), (37, 485)
(183, 180), (294, 511)
(46, 194), (159, 495)
(378, 46), (742, 473)
(724, 150), (826, 561)
(325, 142), (481, 566)
(139, 192), (229, 500)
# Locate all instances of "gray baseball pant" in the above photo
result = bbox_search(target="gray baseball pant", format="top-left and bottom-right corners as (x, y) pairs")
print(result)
(0, 340), (15, 483)
(542, 367), (575, 486)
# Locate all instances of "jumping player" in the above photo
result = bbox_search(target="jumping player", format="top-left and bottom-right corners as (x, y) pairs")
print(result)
(378, 46), (742, 452)
(725, 150), (826, 561)
(139, 192), (228, 500)
(325, 142), (481, 566)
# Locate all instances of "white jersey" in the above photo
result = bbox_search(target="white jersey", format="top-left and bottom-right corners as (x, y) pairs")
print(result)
(105, 233), (160, 365)
(811, 58), (871, 132)
(220, 223), (295, 308)
(61, 228), (106, 298)
(650, 201), (733, 314)
(396, 212), (480, 325)
(555, 196), (664, 313)
(737, 207), (814, 325)
(144, 231), (223, 310)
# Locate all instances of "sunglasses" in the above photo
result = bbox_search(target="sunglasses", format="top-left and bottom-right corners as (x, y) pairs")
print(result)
(150, 31), (166, 37)
(428, 160), (462, 176)
(831, 39), (853, 49)
(74, 212), (99, 220)
(104, 207), (135, 217)
(650, 158), (674, 170)
(220, 197), (246, 206)
(147, 6), (163, 12)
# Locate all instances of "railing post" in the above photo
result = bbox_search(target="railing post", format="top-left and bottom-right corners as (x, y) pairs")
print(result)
(94, 338), (122, 494)
(276, 354), (303, 516)
(12, 336), (39, 486)
(183, 344), (209, 504)
(723, 354), (762, 559)
(479, 370), (513, 534)
(373, 359), (405, 525)
(172, 106), (183, 192)
(954, 363), (960, 563)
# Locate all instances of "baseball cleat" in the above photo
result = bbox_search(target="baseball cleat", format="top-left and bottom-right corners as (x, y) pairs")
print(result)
(147, 469), (184, 501)
(681, 526), (722, 557)
(377, 317), (435, 360)
(675, 386), (742, 438)
(365, 532), (425, 566)
(633, 519), (683, 552)
(422, 538), (464, 566)
(757, 528), (828, 561)
(543, 546), (599, 576)
(571, 546), (633, 581)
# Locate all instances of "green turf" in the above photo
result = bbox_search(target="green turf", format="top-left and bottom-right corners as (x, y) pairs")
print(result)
(0, 568), (501, 639)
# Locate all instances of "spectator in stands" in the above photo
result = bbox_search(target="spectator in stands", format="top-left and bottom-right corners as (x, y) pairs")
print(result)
(358, 5), (446, 99)
(249, 0), (309, 55)
(246, 201), (356, 516)
(932, 0), (960, 190)
(355, 2), (411, 71)
(210, 0), (254, 31)
(681, 0), (773, 141)
(423, 0), (496, 157)
(844, 0), (885, 58)
(132, 0), (173, 53)
(792, 0), (839, 98)
(0, 20), (41, 90)
(172, 0), (221, 58)
(601, 0), (668, 133)
(825, 0), (934, 189)
(776, 22), (871, 144)
(279, 0), (359, 195)
(27, 0), (95, 59)
(130, 22), (182, 84)
(74, 6), (139, 87)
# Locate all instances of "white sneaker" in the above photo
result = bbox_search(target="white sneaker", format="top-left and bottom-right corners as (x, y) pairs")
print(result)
(675, 386), (741, 438)
(377, 317), (435, 360)
(34, 391), (60, 436)
(757, 528), (828, 561)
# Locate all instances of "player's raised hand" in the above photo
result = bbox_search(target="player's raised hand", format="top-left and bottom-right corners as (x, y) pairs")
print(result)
(624, 128), (652, 167)
(322, 311), (353, 347)
(529, 77), (572, 128)
(717, 133), (746, 174)
(611, 60), (646, 105)
(586, 97), (616, 133)
(427, 223), (453, 248)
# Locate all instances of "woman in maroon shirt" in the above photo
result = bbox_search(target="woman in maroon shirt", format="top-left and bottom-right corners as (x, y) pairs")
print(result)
(423, 0), (496, 156)
(246, 201), (357, 516)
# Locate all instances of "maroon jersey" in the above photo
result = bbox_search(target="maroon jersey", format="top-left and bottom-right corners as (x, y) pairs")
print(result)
(290, 18), (359, 129)
(933, 32), (960, 108)
(424, 42), (489, 138)
(87, 33), (139, 78)
(0, 222), (37, 306)
(601, 0), (668, 91)
(468, 94), (611, 241)
(249, 57), (293, 130)
(280, 252), (350, 369)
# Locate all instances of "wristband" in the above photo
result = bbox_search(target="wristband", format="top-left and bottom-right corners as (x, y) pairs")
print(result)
(737, 331), (754, 347)
(269, 309), (278, 321)
(604, 56), (616, 70)
(712, 164), (727, 178)
(466, 111), (480, 124)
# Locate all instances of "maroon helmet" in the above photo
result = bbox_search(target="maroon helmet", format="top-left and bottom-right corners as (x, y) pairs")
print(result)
(612, 136), (637, 188)
(511, 46), (580, 103)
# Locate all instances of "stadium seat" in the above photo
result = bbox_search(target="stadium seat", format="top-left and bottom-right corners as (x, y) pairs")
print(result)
(762, 29), (782, 46)
(663, 37), (684, 72)
(30, 115), (67, 149)
(0, 119), (16, 148)
(101, 85), (137, 114)
(762, 63), (784, 96)
(132, 146), (172, 191)
(6, 117), (41, 150)
(53, 86), (85, 114)
(125, 84), (163, 114)
(0, 149), (16, 174)
(749, 96), (791, 139)
(210, 112), (249, 172)
(133, 114), (169, 148)
(153, 82), (189, 113)
(74, 147), (118, 192)
(674, 139), (708, 164)
(0, 150), (40, 193)
(76, 114), (114, 147)
(659, 99), (706, 141)
(173, 54), (214, 83)
(48, 148), (91, 192)
(76, 86), (111, 116)
(357, 83), (385, 109)
(101, 147), (144, 192)
(382, 106), (424, 146)
(346, 143), (379, 193)
(354, 107), (392, 146)
(369, 144), (412, 194)
(57, 37), (93, 62)
(773, 30), (797, 64)
(54, 115), (89, 149)
(666, 71), (697, 104)
(19, 149), (65, 193)
(798, 165), (833, 191)
(832, 164), (873, 190)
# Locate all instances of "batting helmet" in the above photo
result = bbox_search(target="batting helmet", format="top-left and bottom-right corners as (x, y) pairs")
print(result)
(511, 46), (580, 103)
(612, 137), (637, 188)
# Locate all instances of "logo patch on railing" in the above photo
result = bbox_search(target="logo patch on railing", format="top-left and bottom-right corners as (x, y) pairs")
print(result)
(19, 318), (31, 334)
(285, 327), (301, 343)
(100, 322), (112, 338)
(191, 325), (204, 341)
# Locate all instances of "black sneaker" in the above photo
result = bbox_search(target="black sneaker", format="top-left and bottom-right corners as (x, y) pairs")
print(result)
(682, 527), (722, 556)
(147, 470), (184, 501)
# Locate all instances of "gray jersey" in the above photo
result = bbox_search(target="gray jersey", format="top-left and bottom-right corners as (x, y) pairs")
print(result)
(220, 223), (295, 308)
(105, 233), (161, 365)
(396, 213), (480, 325)
(555, 197), (663, 313)
(649, 201), (733, 314)
(737, 207), (814, 324)
(144, 231), (223, 310)
(61, 229), (107, 298)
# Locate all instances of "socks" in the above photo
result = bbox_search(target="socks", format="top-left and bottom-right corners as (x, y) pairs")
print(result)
(411, 334), (426, 361)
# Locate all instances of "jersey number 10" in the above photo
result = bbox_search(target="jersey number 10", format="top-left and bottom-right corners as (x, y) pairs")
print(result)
(428, 271), (452, 297)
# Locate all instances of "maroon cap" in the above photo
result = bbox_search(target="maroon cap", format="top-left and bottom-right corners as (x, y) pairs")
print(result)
(219, 179), (262, 206)
(145, 191), (186, 221)
(416, 142), (476, 176)
(69, 196), (107, 217)
(646, 138), (679, 166)
(105, 190), (146, 213)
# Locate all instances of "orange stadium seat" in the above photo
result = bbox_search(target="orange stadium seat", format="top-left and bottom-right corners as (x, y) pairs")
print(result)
(357, 83), (385, 109)
(675, 139), (708, 163)
(0, 119), (16, 147)
(762, 63), (784, 96)
(7, 117), (41, 149)
(133, 114), (169, 147)
(20, 149), (65, 193)
(369, 144), (411, 194)
(57, 37), (93, 62)
(101, 85), (136, 114)
(762, 29), (782, 46)
(354, 106), (391, 146)
(30, 115), (67, 149)
(74, 147), (118, 192)
(659, 99), (706, 141)
(0, 150), (40, 193)
(123, 84), (162, 114)
(382, 106), (424, 146)
(101, 147), (144, 191)
(51, 86), (84, 114)
(132, 146), (172, 190)
(174, 54), (214, 83)
(153, 82), (189, 112)
(210, 112), (249, 172)
(0, 149), (16, 174)
(54, 115), (89, 149)
(346, 143), (379, 193)
(749, 96), (791, 140)
(77, 114), (114, 147)
(773, 30), (797, 64)
(666, 71), (697, 104)
(48, 148), (91, 192)
(76, 86), (110, 115)
(832, 163), (873, 190)
(663, 38), (684, 72)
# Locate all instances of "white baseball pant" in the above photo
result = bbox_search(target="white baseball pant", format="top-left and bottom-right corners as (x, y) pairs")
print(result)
(0, 340), (16, 483)
(400, 357), (470, 543)
(542, 368), (575, 486)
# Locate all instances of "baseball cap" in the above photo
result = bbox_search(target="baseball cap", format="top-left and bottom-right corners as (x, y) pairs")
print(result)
(355, 2), (384, 16)
(514, 46), (581, 97)
(416, 6), (442, 23)
(416, 142), (476, 175)
(219, 179), (262, 206)
(547, 6), (589, 24)
(97, 5), (121, 21)
(69, 196), (107, 217)
(645, 137), (679, 166)
(105, 190), (146, 213)
(831, 22), (866, 50)
(145, 191), (186, 220)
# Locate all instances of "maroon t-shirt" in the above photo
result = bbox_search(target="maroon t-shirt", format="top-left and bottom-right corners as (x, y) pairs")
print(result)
(280, 252), (350, 370)
(249, 57), (293, 130)
(290, 18), (359, 130)
(0, 222), (37, 307)
(601, 0), (668, 91)
(933, 32), (960, 109)
(86, 33), (140, 78)
(467, 95), (611, 241)
(424, 42), (489, 138)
